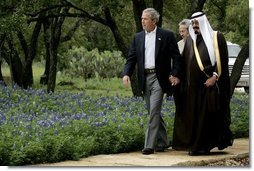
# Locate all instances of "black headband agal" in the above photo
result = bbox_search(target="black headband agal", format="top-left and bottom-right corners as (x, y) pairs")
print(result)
(190, 12), (205, 19)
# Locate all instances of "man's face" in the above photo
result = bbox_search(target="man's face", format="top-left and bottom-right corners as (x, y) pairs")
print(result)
(191, 19), (200, 34)
(141, 12), (156, 32)
(179, 25), (189, 40)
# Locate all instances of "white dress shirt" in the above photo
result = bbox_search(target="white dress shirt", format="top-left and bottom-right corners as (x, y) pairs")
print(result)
(144, 27), (157, 69)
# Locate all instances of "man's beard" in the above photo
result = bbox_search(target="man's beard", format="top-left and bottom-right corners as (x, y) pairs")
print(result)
(193, 27), (199, 34)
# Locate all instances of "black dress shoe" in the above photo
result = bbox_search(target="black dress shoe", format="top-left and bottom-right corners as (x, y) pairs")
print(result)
(142, 148), (154, 155)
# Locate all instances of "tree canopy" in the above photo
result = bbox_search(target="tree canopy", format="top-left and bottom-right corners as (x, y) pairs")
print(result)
(0, 0), (249, 94)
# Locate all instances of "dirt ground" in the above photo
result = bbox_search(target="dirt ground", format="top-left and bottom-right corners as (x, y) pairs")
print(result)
(204, 155), (249, 166)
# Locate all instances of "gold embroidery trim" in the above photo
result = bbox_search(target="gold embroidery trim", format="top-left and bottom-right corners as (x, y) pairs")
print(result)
(193, 31), (222, 78)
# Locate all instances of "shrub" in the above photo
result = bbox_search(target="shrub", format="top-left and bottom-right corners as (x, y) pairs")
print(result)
(0, 85), (249, 165)
(59, 47), (125, 79)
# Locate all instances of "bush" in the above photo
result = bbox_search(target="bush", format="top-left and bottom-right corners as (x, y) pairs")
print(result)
(59, 47), (125, 79)
(230, 93), (249, 138)
(0, 85), (249, 165)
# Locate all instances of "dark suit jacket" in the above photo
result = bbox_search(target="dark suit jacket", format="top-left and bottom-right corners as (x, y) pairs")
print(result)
(123, 27), (182, 94)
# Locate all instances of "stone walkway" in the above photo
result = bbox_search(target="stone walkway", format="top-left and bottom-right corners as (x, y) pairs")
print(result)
(35, 138), (249, 167)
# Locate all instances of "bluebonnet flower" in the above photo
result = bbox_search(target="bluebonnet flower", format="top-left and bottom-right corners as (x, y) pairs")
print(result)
(0, 113), (6, 126)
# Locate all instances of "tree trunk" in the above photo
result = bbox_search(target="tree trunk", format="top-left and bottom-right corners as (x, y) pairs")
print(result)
(132, 0), (146, 32)
(47, 45), (58, 93)
(153, 0), (163, 27)
(103, 6), (129, 57)
(47, 7), (68, 93)
(47, 19), (58, 93)
(40, 19), (51, 85)
(6, 35), (23, 87)
(230, 39), (249, 97)
(22, 21), (42, 88)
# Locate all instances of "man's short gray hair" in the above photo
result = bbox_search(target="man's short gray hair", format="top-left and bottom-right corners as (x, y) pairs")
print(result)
(143, 8), (160, 23)
(179, 19), (191, 28)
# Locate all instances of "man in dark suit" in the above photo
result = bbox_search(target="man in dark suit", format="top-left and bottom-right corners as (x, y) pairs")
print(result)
(122, 8), (182, 155)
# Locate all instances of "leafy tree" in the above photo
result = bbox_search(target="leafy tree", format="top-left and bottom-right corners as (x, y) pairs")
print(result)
(0, 0), (249, 96)
(203, 0), (228, 32)
(0, 0), (42, 88)
(29, 0), (132, 92)
(224, 0), (248, 46)
(224, 0), (249, 96)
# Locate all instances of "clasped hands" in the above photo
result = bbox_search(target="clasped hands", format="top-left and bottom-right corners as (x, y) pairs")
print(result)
(169, 75), (180, 86)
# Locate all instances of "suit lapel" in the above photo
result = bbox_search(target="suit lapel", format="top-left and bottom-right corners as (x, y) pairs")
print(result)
(140, 31), (145, 64)
(155, 28), (162, 59)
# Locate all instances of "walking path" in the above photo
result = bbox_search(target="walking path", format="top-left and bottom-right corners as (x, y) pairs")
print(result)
(36, 138), (249, 166)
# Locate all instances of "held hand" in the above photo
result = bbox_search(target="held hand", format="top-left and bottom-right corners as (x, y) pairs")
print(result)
(123, 75), (131, 88)
(204, 75), (217, 87)
(169, 76), (180, 86)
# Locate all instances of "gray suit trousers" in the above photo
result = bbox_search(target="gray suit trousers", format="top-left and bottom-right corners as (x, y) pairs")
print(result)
(144, 73), (169, 149)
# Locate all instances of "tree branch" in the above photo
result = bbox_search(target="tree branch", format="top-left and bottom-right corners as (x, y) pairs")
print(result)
(26, 4), (69, 17)
(61, 18), (87, 42)
(28, 12), (109, 26)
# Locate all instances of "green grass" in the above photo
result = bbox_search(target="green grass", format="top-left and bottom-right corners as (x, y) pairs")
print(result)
(1, 63), (249, 98)
(1, 63), (132, 97)
(56, 75), (133, 97)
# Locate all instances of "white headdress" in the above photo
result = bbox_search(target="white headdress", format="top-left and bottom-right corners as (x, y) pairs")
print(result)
(189, 12), (216, 66)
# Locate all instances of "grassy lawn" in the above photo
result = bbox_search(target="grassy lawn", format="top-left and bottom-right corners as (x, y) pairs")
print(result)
(1, 63), (132, 96)
(1, 63), (249, 97)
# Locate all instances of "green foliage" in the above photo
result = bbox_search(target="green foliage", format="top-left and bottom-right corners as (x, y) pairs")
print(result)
(204, 0), (227, 29)
(0, 84), (249, 165)
(0, 3), (26, 33)
(230, 93), (249, 138)
(0, 0), (250, 164)
(81, 22), (119, 51)
(0, 0), (248, 55)
(1, 0), (249, 87)
(224, 0), (249, 46)
(0, 85), (148, 165)
(59, 47), (125, 79)
(68, 0), (135, 48)
(163, 0), (192, 35)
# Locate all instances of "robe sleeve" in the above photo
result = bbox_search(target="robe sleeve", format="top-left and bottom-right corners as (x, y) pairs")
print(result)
(217, 31), (230, 101)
